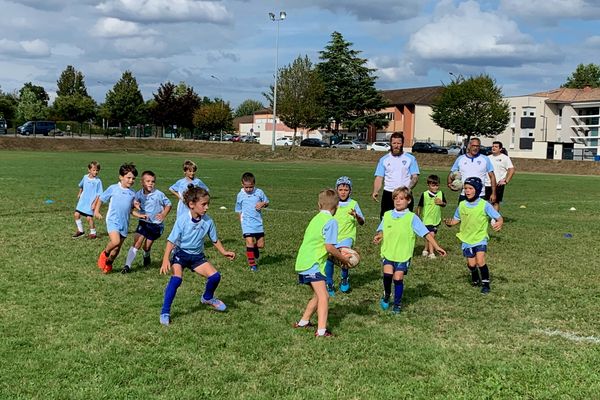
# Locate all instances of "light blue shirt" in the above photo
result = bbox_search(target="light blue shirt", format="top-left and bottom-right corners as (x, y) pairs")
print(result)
(135, 188), (171, 225)
(302, 211), (339, 275)
(76, 175), (103, 215)
(167, 212), (218, 255)
(235, 187), (269, 234)
(100, 183), (136, 229)
(374, 152), (420, 192)
(169, 177), (209, 219)
(452, 198), (502, 249)
(451, 154), (494, 196)
(376, 209), (430, 237)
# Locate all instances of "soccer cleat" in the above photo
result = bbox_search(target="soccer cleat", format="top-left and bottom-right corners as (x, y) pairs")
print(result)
(392, 305), (402, 314)
(293, 321), (315, 329)
(72, 231), (85, 238)
(121, 265), (131, 274)
(315, 329), (333, 337)
(250, 265), (258, 272)
(339, 278), (350, 293)
(380, 297), (390, 311)
(201, 297), (227, 312)
(428, 253), (436, 259)
(481, 285), (491, 294)
(88, 233), (97, 239)
(421, 250), (429, 257)
(159, 313), (170, 326)
(97, 251), (107, 270)
(143, 254), (151, 267)
(327, 284), (336, 297)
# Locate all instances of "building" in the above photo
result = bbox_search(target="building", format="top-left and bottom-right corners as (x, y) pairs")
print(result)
(251, 109), (323, 145)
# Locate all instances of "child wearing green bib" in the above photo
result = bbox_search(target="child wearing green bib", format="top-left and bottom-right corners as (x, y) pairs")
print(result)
(444, 177), (503, 294)
(294, 189), (350, 337)
(416, 175), (447, 259)
(374, 187), (446, 313)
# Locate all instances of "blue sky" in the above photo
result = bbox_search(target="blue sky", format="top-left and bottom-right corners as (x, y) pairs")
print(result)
(1, 0), (599, 108)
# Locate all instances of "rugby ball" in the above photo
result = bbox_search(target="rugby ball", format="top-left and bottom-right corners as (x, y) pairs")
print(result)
(338, 247), (360, 268)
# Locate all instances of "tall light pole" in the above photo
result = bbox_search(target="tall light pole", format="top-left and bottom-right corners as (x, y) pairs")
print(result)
(269, 10), (286, 151)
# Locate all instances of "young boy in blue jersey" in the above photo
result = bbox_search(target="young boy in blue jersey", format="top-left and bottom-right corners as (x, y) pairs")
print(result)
(73, 161), (103, 239)
(294, 189), (350, 337)
(235, 172), (269, 271)
(159, 187), (235, 326)
(94, 163), (142, 274)
(169, 160), (209, 220)
(444, 177), (503, 294)
(325, 176), (364, 295)
(121, 171), (172, 273)
(415, 175), (447, 259)
(374, 187), (446, 314)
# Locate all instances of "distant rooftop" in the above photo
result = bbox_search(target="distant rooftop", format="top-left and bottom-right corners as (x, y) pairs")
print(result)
(380, 86), (444, 106)
(527, 87), (600, 103)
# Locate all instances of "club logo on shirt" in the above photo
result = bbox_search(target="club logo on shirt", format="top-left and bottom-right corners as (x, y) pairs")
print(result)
(402, 160), (407, 166)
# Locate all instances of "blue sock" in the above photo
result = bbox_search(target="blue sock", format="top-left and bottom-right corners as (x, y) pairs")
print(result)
(341, 267), (349, 280)
(161, 276), (182, 315)
(202, 271), (221, 301)
(325, 259), (334, 287)
(383, 273), (393, 301)
(394, 279), (404, 306)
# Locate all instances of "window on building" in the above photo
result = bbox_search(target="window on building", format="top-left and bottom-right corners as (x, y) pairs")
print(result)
(557, 108), (562, 127)
(511, 107), (516, 124)
(523, 106), (536, 117)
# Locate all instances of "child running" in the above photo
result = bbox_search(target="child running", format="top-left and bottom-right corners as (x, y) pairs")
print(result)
(235, 172), (269, 271)
(73, 161), (103, 239)
(94, 163), (142, 274)
(159, 187), (235, 326)
(444, 177), (503, 294)
(415, 174), (447, 259)
(121, 170), (172, 273)
(325, 176), (364, 295)
(294, 189), (350, 337)
(374, 187), (446, 313)
(169, 160), (209, 220)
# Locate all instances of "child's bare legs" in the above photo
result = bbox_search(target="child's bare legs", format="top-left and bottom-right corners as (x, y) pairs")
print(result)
(302, 281), (329, 333)
(73, 211), (85, 237)
(85, 216), (96, 233)
(194, 262), (226, 310)
(105, 231), (125, 262)
(426, 232), (436, 258)
(466, 256), (480, 286)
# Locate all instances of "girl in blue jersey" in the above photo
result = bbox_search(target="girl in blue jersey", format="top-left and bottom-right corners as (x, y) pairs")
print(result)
(159, 187), (235, 326)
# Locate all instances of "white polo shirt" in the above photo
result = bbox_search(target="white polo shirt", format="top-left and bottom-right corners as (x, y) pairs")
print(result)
(486, 154), (514, 185)
(374, 152), (420, 192)
(451, 153), (493, 196)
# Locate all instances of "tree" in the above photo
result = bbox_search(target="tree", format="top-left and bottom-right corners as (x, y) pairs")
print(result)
(16, 87), (48, 122)
(19, 83), (49, 106)
(104, 71), (145, 127)
(150, 81), (201, 133)
(431, 74), (510, 143)
(174, 82), (201, 131)
(57, 65), (89, 97)
(53, 94), (97, 132)
(562, 63), (600, 89)
(264, 55), (327, 145)
(316, 31), (388, 134)
(192, 99), (233, 135)
(0, 88), (18, 121)
(234, 99), (264, 118)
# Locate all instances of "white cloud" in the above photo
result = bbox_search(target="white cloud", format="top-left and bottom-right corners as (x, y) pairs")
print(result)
(585, 35), (600, 47)
(96, 0), (232, 24)
(300, 0), (422, 22)
(0, 39), (51, 57)
(500, 0), (600, 24)
(112, 37), (168, 57)
(407, 1), (561, 67)
(91, 17), (158, 37)
(6, 0), (97, 11)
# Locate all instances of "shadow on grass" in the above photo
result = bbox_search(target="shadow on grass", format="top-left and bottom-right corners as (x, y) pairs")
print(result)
(402, 283), (445, 306)
(256, 253), (294, 266)
(453, 271), (509, 285)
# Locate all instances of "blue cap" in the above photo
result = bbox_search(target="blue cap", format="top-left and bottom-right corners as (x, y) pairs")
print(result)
(463, 177), (483, 196)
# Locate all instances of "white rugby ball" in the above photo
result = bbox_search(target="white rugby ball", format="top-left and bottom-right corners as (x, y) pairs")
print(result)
(338, 248), (360, 268)
(450, 178), (463, 192)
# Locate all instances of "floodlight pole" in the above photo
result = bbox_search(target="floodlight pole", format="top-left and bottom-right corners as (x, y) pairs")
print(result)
(269, 11), (286, 152)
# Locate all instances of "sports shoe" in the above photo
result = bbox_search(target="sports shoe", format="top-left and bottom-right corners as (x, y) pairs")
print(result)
(392, 305), (402, 314)
(380, 297), (390, 311)
(201, 297), (227, 312)
(72, 230), (85, 238)
(143, 254), (151, 267)
(293, 321), (315, 329)
(481, 285), (491, 294)
(159, 313), (170, 326)
(471, 279), (481, 287)
(315, 329), (333, 337)
(327, 284), (336, 297)
(428, 253), (436, 260)
(88, 233), (97, 239)
(421, 250), (429, 257)
(121, 265), (131, 274)
(250, 265), (258, 272)
(339, 278), (350, 293)
(97, 251), (107, 270)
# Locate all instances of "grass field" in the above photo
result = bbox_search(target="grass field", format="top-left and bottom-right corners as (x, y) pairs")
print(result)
(1, 150), (599, 399)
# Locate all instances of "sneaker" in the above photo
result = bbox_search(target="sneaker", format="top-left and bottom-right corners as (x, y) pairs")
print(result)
(72, 230), (85, 238)
(339, 278), (350, 293)
(250, 265), (258, 272)
(428, 253), (436, 260)
(159, 313), (170, 326)
(121, 265), (131, 274)
(421, 250), (429, 257)
(201, 297), (227, 312)
(315, 329), (333, 337)
(97, 251), (107, 270)
(380, 297), (390, 311)
(481, 285), (491, 294)
(143, 254), (151, 267)
(293, 321), (315, 329)
(472, 279), (482, 287)
(88, 233), (97, 239)
(392, 305), (402, 314)
(327, 284), (336, 297)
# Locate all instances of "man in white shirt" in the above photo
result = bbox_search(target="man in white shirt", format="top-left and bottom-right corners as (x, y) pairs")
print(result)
(485, 141), (515, 211)
(448, 137), (496, 203)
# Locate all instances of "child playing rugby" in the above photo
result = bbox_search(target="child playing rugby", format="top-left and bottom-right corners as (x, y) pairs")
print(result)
(374, 187), (446, 313)
(73, 161), (103, 239)
(444, 177), (503, 294)
(415, 174), (447, 259)
(169, 160), (209, 220)
(159, 187), (235, 326)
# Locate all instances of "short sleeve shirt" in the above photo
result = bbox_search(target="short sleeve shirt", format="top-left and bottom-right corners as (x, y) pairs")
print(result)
(486, 154), (514, 184)
(135, 189), (171, 225)
(99, 183), (135, 228)
(235, 188), (269, 234)
(451, 154), (494, 196)
(374, 152), (420, 192)
(167, 213), (218, 255)
(76, 175), (103, 215)
(169, 177), (210, 219)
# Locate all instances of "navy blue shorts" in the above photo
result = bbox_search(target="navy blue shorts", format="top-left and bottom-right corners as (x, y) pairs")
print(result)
(136, 220), (164, 241)
(463, 244), (487, 258)
(172, 249), (208, 271)
(75, 209), (93, 218)
(382, 258), (410, 274)
(425, 224), (439, 233)
(243, 232), (265, 239)
(298, 272), (326, 285)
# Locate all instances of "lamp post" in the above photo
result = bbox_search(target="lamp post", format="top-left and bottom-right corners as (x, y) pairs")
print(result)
(269, 10), (286, 151)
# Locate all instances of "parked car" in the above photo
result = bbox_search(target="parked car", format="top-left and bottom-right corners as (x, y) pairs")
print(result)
(480, 145), (493, 155)
(17, 120), (57, 136)
(240, 135), (257, 143)
(300, 138), (329, 148)
(221, 133), (234, 141)
(275, 137), (293, 146)
(410, 142), (448, 154)
(331, 140), (366, 149)
(446, 145), (462, 156)
(0, 118), (7, 134)
(367, 141), (390, 152)
(231, 135), (241, 142)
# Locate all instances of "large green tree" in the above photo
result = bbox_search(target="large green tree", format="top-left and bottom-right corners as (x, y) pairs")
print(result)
(16, 87), (48, 122)
(104, 71), (145, 127)
(19, 83), (49, 106)
(562, 63), (600, 89)
(0, 88), (18, 121)
(316, 31), (388, 134)
(431, 74), (510, 143)
(192, 99), (233, 135)
(234, 99), (264, 118)
(54, 66), (96, 131)
(57, 65), (89, 97)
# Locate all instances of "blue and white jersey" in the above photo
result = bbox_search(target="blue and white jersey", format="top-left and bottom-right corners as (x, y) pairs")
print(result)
(452, 198), (501, 249)
(167, 212), (218, 255)
(374, 152), (420, 192)
(135, 188), (171, 225)
(169, 177), (209, 219)
(235, 187), (269, 234)
(76, 175), (103, 215)
(100, 183), (136, 229)
(376, 209), (430, 237)
(451, 154), (494, 196)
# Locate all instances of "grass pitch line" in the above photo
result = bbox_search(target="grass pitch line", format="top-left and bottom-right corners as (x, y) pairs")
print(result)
(539, 329), (600, 344)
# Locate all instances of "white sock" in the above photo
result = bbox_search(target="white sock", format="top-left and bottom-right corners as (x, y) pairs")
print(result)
(316, 328), (327, 336)
(125, 247), (138, 267)
(90, 228), (97, 235)
(297, 319), (310, 327)
(75, 219), (83, 232)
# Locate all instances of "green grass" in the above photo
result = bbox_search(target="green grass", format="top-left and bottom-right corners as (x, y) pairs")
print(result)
(1, 150), (599, 399)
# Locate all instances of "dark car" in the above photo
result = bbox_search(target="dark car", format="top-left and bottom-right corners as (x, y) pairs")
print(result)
(300, 138), (329, 148)
(411, 142), (448, 154)
(17, 120), (57, 136)
(0, 118), (7, 134)
(480, 146), (493, 155)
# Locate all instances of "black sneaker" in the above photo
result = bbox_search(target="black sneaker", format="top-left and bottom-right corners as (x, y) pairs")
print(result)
(481, 285), (490, 294)
(72, 230), (85, 238)
(121, 265), (131, 274)
(472, 279), (481, 287)
(143, 254), (151, 267)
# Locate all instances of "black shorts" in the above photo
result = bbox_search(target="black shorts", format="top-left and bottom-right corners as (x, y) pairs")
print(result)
(298, 272), (326, 285)
(243, 232), (265, 239)
(135, 220), (164, 241)
(172, 249), (208, 271)
(380, 190), (414, 219)
(75, 209), (93, 218)
(485, 185), (505, 203)
(425, 225), (439, 233)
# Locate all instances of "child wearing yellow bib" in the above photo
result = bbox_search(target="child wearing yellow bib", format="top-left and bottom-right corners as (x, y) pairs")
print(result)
(415, 174), (447, 259)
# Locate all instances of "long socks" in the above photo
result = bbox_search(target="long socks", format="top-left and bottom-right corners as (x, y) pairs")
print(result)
(246, 247), (256, 267)
(394, 279), (404, 307)
(479, 264), (490, 288)
(468, 265), (480, 285)
(325, 259), (335, 287)
(125, 247), (138, 267)
(75, 219), (83, 232)
(383, 273), (393, 301)
(161, 276), (182, 315)
(202, 272), (221, 301)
